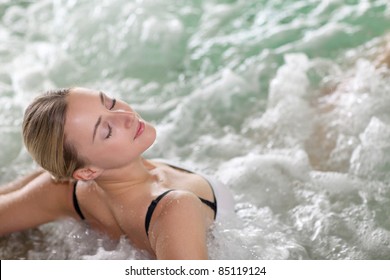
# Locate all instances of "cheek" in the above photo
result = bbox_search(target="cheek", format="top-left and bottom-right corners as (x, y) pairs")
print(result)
(107, 137), (134, 157)
(87, 124), (156, 167)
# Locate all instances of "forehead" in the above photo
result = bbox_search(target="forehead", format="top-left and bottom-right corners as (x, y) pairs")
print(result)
(68, 87), (100, 101)
(67, 88), (100, 111)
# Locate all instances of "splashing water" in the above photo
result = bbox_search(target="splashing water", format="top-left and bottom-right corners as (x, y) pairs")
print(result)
(1, 0), (390, 259)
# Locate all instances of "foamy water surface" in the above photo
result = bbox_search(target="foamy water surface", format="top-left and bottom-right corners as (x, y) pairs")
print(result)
(1, 0), (390, 259)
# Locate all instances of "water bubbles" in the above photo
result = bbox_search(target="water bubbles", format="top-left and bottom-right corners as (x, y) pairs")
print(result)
(218, 151), (310, 213)
(361, 228), (390, 259)
(1, 0), (390, 260)
(2, 6), (28, 35)
(268, 53), (310, 107)
(350, 117), (390, 180)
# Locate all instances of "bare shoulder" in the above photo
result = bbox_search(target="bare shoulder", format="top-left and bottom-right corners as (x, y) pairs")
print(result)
(160, 190), (205, 214)
(148, 191), (210, 259)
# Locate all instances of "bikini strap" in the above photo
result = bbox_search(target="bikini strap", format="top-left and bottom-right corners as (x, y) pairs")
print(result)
(145, 190), (175, 236)
(73, 181), (85, 220)
(199, 197), (217, 219)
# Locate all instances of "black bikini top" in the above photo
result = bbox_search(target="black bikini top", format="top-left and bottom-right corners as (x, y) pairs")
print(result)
(72, 182), (217, 236)
(144, 189), (217, 237)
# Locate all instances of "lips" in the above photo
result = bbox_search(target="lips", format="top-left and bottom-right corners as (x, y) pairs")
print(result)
(134, 119), (145, 139)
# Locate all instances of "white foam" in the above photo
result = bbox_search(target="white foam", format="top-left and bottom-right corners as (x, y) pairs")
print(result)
(218, 150), (310, 213)
(268, 53), (310, 107)
(2, 0), (390, 260)
(350, 117), (390, 179)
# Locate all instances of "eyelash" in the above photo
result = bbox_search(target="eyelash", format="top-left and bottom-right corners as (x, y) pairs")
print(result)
(109, 99), (116, 110)
(105, 124), (112, 139)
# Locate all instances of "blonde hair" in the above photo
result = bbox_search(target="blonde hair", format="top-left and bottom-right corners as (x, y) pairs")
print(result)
(22, 88), (86, 181)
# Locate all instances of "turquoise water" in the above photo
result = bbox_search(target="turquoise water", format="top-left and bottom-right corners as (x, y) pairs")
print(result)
(1, 0), (390, 259)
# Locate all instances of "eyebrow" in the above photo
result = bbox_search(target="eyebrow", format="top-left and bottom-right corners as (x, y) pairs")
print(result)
(92, 92), (105, 142)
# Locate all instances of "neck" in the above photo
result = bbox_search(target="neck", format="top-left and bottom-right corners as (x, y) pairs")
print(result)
(94, 157), (156, 196)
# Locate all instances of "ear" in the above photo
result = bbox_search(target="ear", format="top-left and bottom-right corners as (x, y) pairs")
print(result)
(72, 166), (103, 181)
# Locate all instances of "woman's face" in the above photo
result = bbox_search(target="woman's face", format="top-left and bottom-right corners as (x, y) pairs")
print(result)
(64, 87), (156, 170)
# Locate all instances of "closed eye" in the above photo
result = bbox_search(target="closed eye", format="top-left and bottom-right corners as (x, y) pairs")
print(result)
(105, 124), (112, 139)
(101, 91), (116, 110)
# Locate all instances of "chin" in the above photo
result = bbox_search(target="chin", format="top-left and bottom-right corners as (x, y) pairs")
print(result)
(141, 124), (157, 150)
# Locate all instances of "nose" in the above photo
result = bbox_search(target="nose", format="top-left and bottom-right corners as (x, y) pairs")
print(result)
(111, 109), (137, 129)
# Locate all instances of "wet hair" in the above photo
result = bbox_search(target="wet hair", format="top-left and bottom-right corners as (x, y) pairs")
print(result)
(22, 88), (86, 181)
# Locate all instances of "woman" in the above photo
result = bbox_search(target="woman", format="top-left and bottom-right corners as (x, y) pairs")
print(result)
(0, 87), (235, 259)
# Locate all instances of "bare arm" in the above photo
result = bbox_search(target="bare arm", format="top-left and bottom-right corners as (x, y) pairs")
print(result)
(148, 192), (210, 260)
(0, 171), (77, 236)
(0, 169), (44, 195)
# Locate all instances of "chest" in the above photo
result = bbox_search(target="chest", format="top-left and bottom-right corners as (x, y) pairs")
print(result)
(73, 167), (213, 253)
